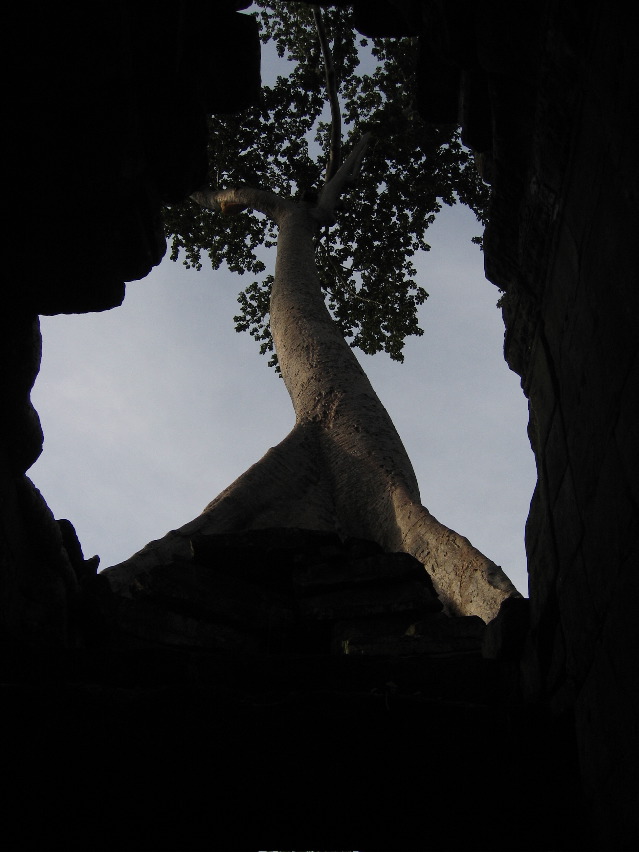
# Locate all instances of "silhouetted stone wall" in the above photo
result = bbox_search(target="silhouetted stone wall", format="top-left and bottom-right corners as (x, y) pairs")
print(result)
(3, 1), (260, 645)
(4, 533), (586, 851)
(3, 2), (638, 849)
(479, 4), (638, 847)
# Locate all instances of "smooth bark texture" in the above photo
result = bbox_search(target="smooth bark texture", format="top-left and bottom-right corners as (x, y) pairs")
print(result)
(106, 175), (519, 622)
(313, 6), (342, 184)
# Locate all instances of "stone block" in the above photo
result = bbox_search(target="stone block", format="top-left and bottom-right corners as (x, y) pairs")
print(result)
(190, 527), (347, 592)
(615, 352), (639, 510)
(482, 597), (530, 660)
(525, 332), (557, 453)
(542, 407), (570, 510)
(459, 69), (493, 153)
(292, 550), (442, 629)
(113, 597), (262, 653)
(560, 294), (597, 394)
(581, 439), (632, 611)
(526, 519), (559, 623)
(561, 102), (606, 245)
(551, 466), (583, 570)
(563, 407), (601, 512)
(597, 553), (639, 722)
(524, 481), (542, 552)
(541, 221), (581, 350)
(581, 314), (632, 426)
(582, 169), (639, 325)
(105, 560), (297, 652)
(333, 612), (485, 657)
(575, 643), (639, 850)
(292, 551), (431, 596)
(501, 286), (538, 379)
(556, 551), (600, 687)
(298, 577), (441, 623)
(526, 581), (565, 698)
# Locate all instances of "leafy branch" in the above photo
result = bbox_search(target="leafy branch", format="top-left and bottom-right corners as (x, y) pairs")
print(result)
(163, 2), (490, 367)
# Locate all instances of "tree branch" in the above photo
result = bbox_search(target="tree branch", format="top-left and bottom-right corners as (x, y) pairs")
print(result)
(190, 186), (291, 223)
(312, 6), (342, 185)
(315, 132), (371, 217)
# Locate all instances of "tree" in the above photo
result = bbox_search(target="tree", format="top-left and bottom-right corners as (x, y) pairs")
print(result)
(112, 2), (518, 621)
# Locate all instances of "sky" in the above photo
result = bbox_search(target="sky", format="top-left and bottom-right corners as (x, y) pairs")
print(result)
(29, 201), (536, 596)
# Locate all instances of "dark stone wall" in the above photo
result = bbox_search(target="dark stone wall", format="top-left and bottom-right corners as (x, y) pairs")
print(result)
(16, 1), (260, 318)
(3, 642), (585, 852)
(4, 534), (587, 852)
(2, 1), (261, 644)
(460, 3), (638, 846)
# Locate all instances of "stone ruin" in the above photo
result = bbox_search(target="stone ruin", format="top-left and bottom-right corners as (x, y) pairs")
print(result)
(2, 2), (637, 850)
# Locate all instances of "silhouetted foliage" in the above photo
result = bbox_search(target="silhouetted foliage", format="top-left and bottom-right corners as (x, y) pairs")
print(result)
(163, 1), (489, 367)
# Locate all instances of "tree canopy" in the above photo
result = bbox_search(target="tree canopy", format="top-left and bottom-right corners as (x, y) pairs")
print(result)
(163, 1), (489, 367)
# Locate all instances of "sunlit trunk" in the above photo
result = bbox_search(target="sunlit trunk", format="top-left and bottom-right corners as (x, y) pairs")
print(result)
(105, 192), (519, 621)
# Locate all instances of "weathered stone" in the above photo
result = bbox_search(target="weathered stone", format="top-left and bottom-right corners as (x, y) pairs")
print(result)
(190, 527), (347, 592)
(111, 597), (264, 652)
(100, 558), (297, 651)
(481, 2), (639, 840)
(292, 551), (434, 596)
(334, 612), (486, 657)
(15, 3), (261, 316)
(298, 577), (440, 623)
(0, 475), (77, 646)
(100, 529), (448, 653)
(482, 597), (530, 661)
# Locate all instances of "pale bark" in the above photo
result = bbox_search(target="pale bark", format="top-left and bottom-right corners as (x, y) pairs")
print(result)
(313, 6), (341, 183)
(105, 170), (520, 622)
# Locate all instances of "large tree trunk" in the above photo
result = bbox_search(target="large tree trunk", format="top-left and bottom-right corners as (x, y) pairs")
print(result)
(105, 189), (519, 622)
